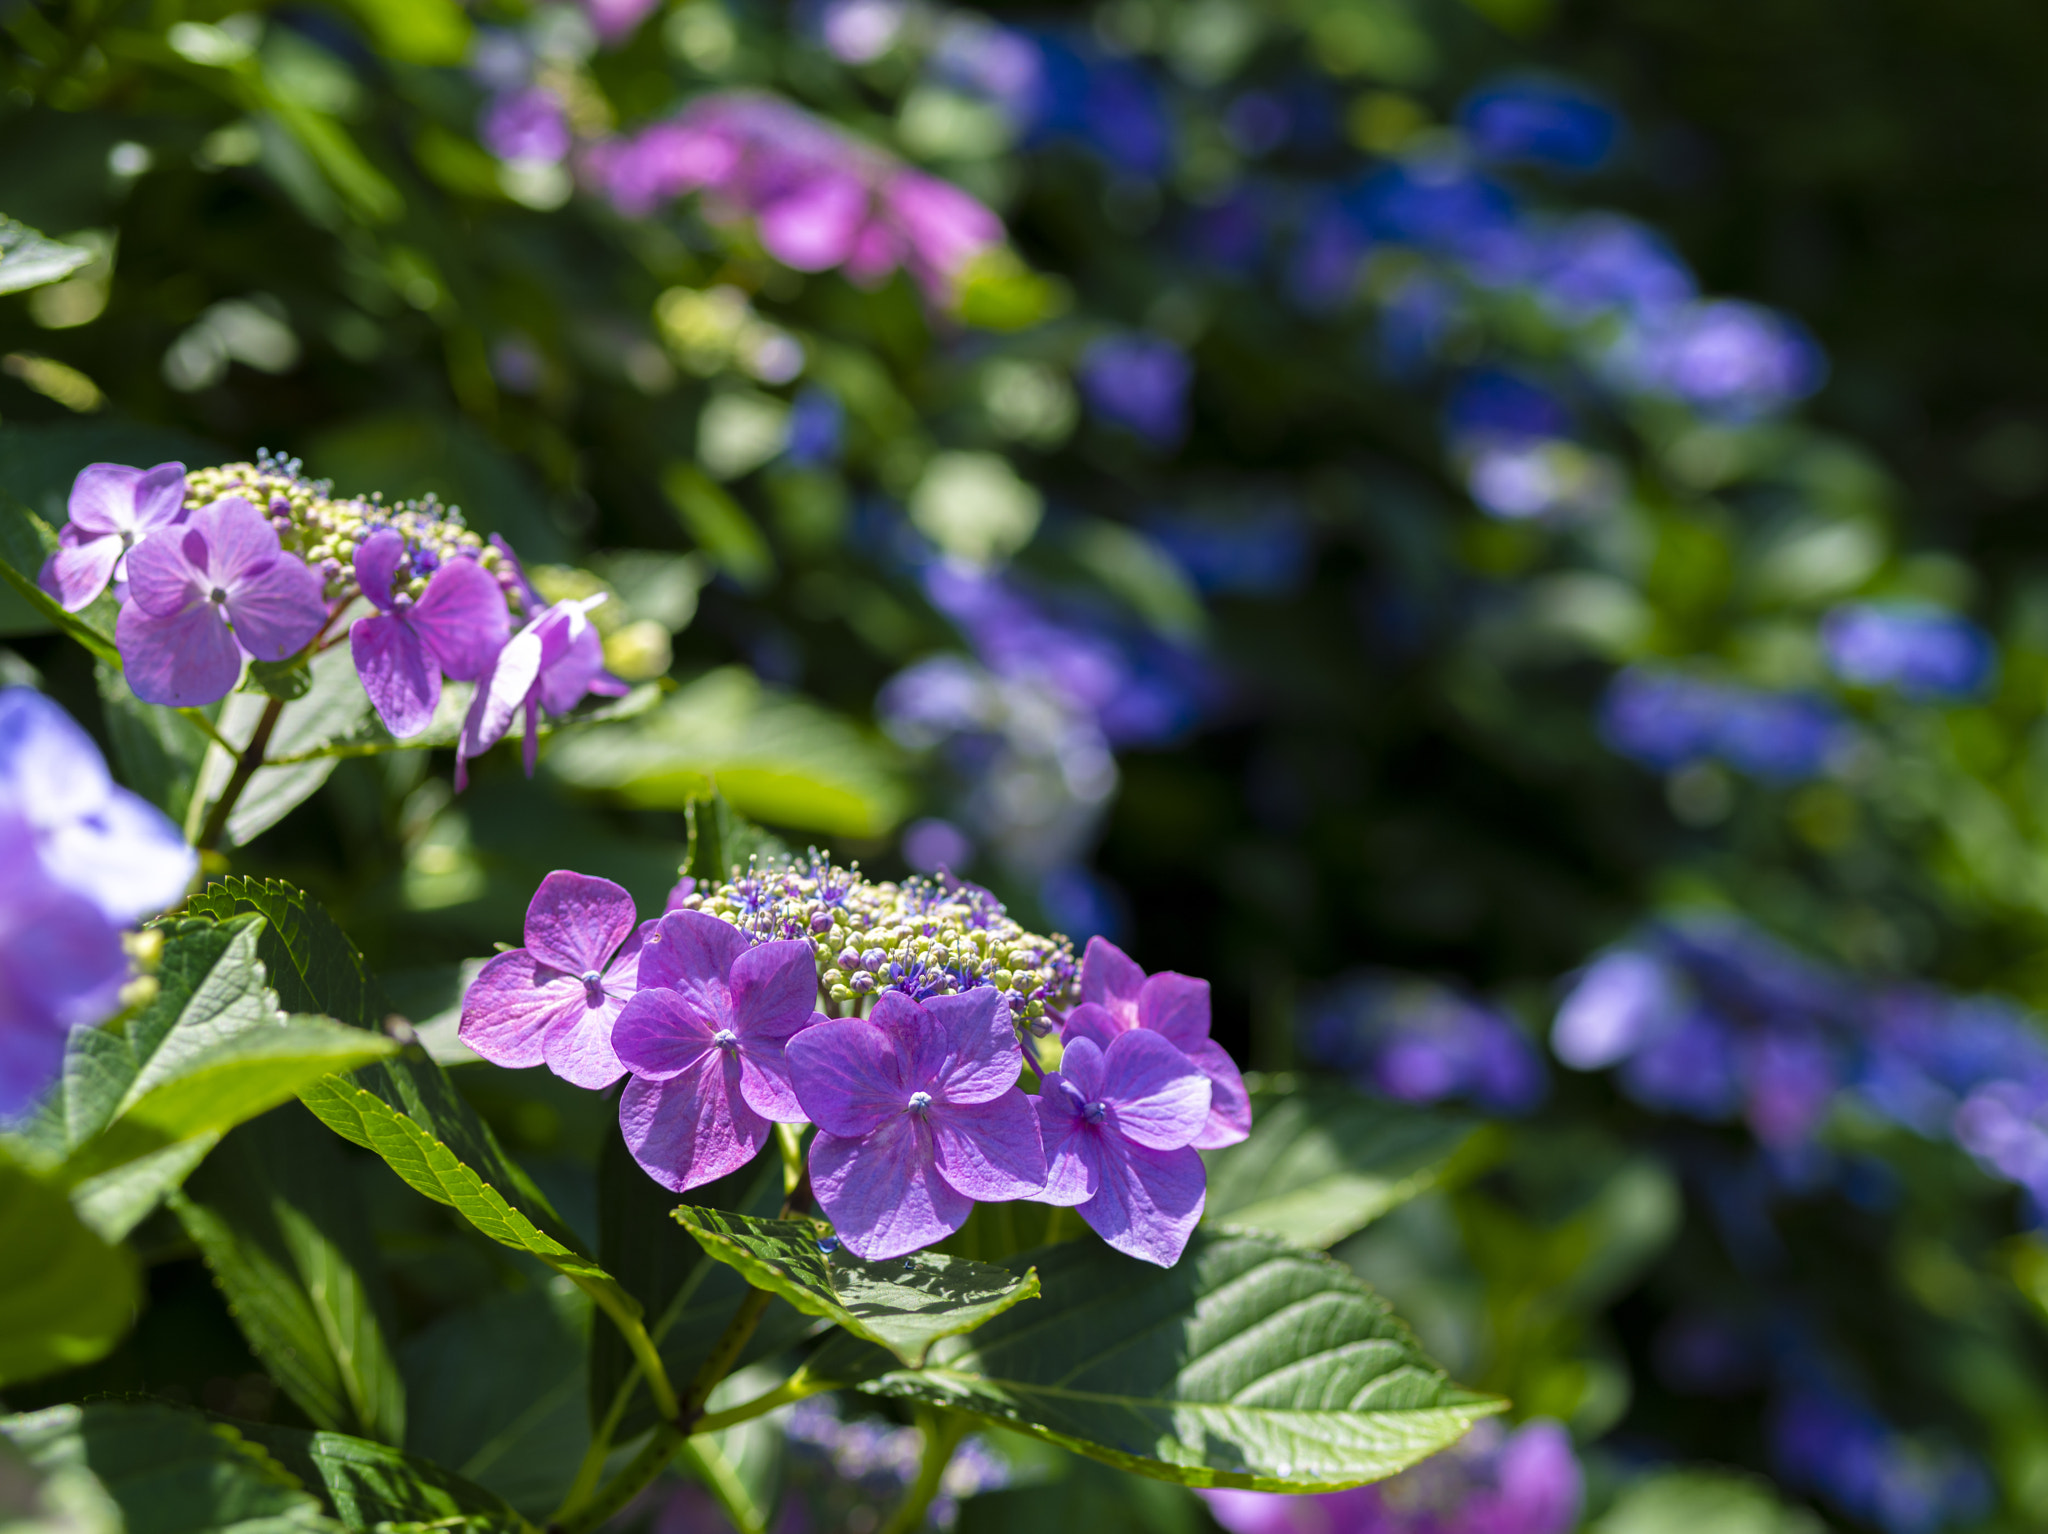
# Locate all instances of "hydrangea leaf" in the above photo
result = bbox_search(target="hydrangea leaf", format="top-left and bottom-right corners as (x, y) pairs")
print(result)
(682, 790), (791, 886)
(0, 1144), (139, 1388)
(0, 1404), (337, 1534)
(589, 1131), (813, 1441)
(171, 1109), (407, 1447)
(185, 878), (382, 1032)
(0, 218), (95, 294)
(672, 1206), (1041, 1368)
(1201, 1078), (1501, 1250)
(68, 1135), (220, 1243)
(851, 1229), (1502, 1492)
(229, 1419), (532, 1533)
(95, 659), (212, 822)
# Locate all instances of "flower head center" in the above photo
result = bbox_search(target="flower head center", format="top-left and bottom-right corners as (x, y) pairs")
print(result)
(713, 1028), (738, 1049)
(580, 968), (604, 1003)
(1059, 1078), (1107, 1123)
(907, 1090), (933, 1115)
(208, 585), (229, 606)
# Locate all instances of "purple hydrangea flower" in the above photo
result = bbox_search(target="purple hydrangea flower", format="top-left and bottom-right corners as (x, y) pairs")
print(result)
(455, 598), (627, 788)
(0, 688), (196, 922)
(481, 87), (572, 165)
(1062, 937), (1249, 1149)
(581, 0), (662, 45)
(614, 911), (821, 1193)
(1304, 972), (1549, 1114)
(1034, 1030), (1209, 1266)
(349, 530), (511, 738)
(1822, 603), (1996, 700)
(787, 987), (1046, 1260)
(458, 871), (651, 1088)
(1077, 335), (1193, 449)
(114, 496), (328, 707)
(1459, 77), (1621, 173)
(1610, 299), (1827, 419)
(39, 460), (188, 612)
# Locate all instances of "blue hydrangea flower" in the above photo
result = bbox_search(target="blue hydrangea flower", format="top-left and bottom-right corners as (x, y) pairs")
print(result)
(1078, 334), (1193, 449)
(1823, 603), (1996, 700)
(1459, 77), (1622, 173)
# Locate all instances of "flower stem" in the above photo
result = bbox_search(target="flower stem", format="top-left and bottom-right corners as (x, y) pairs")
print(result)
(675, 1438), (766, 1534)
(876, 1407), (968, 1534)
(195, 693), (286, 853)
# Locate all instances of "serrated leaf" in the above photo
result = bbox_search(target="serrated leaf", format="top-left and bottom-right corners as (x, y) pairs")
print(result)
(0, 1144), (139, 1387)
(173, 1108), (406, 1446)
(227, 1421), (529, 1534)
(1202, 1080), (1499, 1250)
(0, 1403), (337, 1534)
(674, 1206), (1041, 1368)
(590, 1131), (811, 1441)
(852, 1229), (1501, 1492)
(0, 218), (94, 294)
(185, 878), (382, 1032)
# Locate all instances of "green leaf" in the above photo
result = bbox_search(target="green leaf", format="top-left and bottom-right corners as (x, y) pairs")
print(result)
(1589, 1469), (1826, 1534)
(852, 1229), (1502, 1492)
(96, 661), (212, 822)
(0, 1403), (337, 1534)
(184, 878), (383, 1032)
(246, 657), (315, 701)
(0, 217), (94, 294)
(545, 668), (908, 839)
(227, 1421), (529, 1534)
(662, 462), (774, 589)
(173, 1108), (407, 1446)
(1202, 1079), (1499, 1250)
(331, 0), (472, 65)
(0, 1431), (122, 1534)
(674, 1206), (1041, 1368)
(684, 792), (791, 886)
(0, 1144), (139, 1387)
(69, 1135), (219, 1242)
(589, 1132), (810, 1441)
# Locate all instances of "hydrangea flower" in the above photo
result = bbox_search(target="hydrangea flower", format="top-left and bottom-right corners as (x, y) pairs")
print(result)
(1459, 77), (1621, 172)
(0, 823), (130, 1119)
(114, 496), (327, 706)
(0, 688), (195, 922)
(1035, 1030), (1210, 1266)
(1822, 603), (1996, 700)
(787, 987), (1045, 1259)
(349, 530), (511, 737)
(39, 460), (188, 611)
(1062, 936), (1249, 1149)
(459, 871), (651, 1088)
(456, 598), (626, 787)
(1077, 334), (1192, 449)
(614, 911), (820, 1192)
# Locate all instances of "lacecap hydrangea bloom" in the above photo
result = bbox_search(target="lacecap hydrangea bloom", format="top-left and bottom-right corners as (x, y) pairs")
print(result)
(460, 852), (1235, 1265)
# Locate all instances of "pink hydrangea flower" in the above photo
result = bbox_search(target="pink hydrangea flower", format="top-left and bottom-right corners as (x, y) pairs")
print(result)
(114, 496), (327, 707)
(455, 597), (627, 787)
(614, 910), (821, 1193)
(39, 460), (188, 612)
(348, 529), (511, 738)
(787, 987), (1045, 1260)
(459, 871), (651, 1088)
(1034, 1030), (1209, 1267)
(1061, 936), (1251, 1150)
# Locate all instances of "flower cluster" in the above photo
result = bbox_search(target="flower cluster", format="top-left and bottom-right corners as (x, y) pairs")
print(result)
(458, 859), (1248, 1265)
(0, 688), (195, 1117)
(1600, 667), (1845, 783)
(584, 92), (1004, 300)
(1200, 1418), (1580, 1534)
(1822, 602), (1996, 700)
(1302, 973), (1548, 1115)
(40, 457), (623, 784)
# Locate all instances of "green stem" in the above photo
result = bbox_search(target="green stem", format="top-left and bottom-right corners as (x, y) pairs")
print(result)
(175, 708), (234, 752)
(195, 693), (286, 853)
(675, 1439), (765, 1534)
(690, 1364), (830, 1435)
(579, 1280), (682, 1424)
(876, 1408), (968, 1534)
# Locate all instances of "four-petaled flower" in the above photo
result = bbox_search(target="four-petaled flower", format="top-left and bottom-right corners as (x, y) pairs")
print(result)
(114, 496), (327, 706)
(1035, 1030), (1210, 1267)
(459, 871), (651, 1088)
(1061, 936), (1250, 1149)
(788, 987), (1046, 1260)
(40, 460), (188, 612)
(456, 598), (627, 787)
(349, 528), (511, 737)
(613, 910), (820, 1192)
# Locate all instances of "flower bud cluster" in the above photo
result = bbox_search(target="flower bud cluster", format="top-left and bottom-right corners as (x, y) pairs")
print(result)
(672, 852), (1077, 1023)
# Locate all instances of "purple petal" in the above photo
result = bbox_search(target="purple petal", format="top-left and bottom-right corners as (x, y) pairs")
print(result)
(460, 626), (543, 763)
(787, 1017), (907, 1137)
(1033, 1079), (1102, 1207)
(1053, 1034), (1106, 1100)
(930, 1090), (1046, 1201)
(0, 1009), (70, 1120)
(1060, 1001), (1128, 1053)
(1100, 1029), (1211, 1151)
(458, 948), (583, 1069)
(350, 614), (439, 738)
(131, 462), (189, 530)
(922, 987), (1022, 1106)
(116, 602), (241, 707)
(1078, 1140), (1206, 1267)
(39, 534), (120, 612)
(731, 939), (822, 1039)
(736, 1023), (810, 1123)
(537, 607), (610, 714)
(412, 557), (512, 681)
(353, 528), (406, 612)
(757, 174), (868, 271)
(222, 548), (325, 661)
(66, 464), (143, 536)
(602, 919), (654, 994)
(1182, 1037), (1252, 1150)
(41, 787), (197, 923)
(122, 525), (206, 619)
(1136, 972), (1212, 1049)
(621, 1061), (770, 1194)
(639, 908), (750, 994)
(1080, 935), (1146, 1016)
(809, 1116), (969, 1260)
(613, 987), (718, 1082)
(523, 870), (636, 976)
(192, 497), (277, 589)
(542, 995), (627, 1088)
